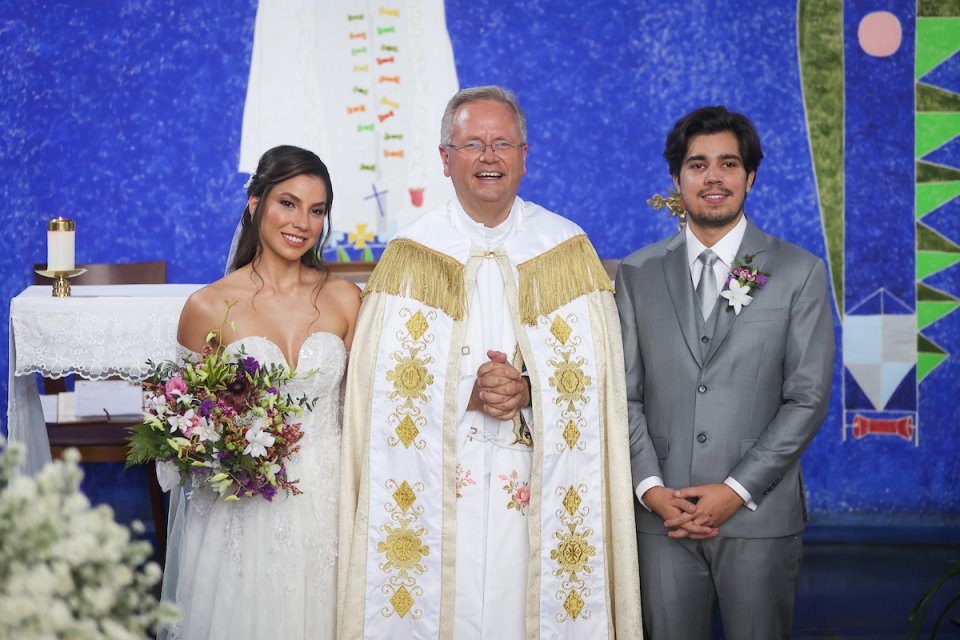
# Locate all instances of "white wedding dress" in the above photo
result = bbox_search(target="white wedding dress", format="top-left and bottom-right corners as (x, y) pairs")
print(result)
(160, 333), (345, 640)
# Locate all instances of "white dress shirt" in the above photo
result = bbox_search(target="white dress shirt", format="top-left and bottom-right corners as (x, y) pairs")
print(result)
(635, 215), (758, 511)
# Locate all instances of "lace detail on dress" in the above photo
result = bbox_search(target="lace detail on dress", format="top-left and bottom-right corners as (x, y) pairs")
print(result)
(161, 332), (345, 640)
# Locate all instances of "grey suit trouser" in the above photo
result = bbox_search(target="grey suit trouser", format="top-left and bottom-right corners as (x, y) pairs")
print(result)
(638, 531), (803, 640)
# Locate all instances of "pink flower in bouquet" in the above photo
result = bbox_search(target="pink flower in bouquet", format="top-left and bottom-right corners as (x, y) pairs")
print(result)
(515, 484), (530, 507)
(165, 375), (188, 403)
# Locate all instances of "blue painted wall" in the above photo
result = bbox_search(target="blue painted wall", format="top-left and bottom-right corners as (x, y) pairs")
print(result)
(2, 0), (957, 534)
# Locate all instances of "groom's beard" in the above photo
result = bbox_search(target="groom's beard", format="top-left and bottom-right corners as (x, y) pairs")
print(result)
(684, 188), (747, 229)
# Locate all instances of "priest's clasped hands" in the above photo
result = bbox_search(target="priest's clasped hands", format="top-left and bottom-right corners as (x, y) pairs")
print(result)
(467, 350), (530, 421)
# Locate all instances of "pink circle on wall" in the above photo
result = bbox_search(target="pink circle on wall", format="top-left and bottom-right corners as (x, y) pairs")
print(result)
(858, 11), (902, 57)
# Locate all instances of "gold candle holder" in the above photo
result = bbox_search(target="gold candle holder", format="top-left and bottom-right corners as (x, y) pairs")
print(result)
(35, 268), (87, 297)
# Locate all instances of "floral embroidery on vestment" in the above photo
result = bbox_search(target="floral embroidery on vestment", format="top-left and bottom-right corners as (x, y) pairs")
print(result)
(499, 470), (531, 515)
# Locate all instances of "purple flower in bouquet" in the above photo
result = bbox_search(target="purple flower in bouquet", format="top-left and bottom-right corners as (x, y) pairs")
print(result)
(262, 483), (278, 501)
(198, 397), (216, 417)
(241, 356), (260, 375)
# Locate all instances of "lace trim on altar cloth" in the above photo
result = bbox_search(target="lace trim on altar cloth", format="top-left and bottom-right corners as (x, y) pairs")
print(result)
(12, 295), (186, 380)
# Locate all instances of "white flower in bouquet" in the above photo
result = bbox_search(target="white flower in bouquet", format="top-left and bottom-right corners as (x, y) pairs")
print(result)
(0, 438), (177, 638)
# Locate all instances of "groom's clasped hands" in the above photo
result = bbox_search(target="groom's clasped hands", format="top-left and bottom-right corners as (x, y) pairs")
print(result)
(644, 483), (746, 539)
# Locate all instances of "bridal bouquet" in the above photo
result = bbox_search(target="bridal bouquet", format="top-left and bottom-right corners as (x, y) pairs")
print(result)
(0, 438), (177, 638)
(128, 318), (316, 502)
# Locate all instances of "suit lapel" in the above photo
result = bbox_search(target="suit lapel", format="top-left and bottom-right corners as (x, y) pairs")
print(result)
(662, 233), (704, 367)
(704, 219), (773, 364)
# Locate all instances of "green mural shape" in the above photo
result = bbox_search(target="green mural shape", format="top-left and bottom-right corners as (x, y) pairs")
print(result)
(917, 251), (960, 279)
(916, 112), (960, 158)
(918, 161), (960, 182)
(917, 332), (948, 382)
(798, 0), (844, 315)
(916, 17), (960, 79)
(918, 351), (948, 381)
(920, 0), (960, 17)
(917, 181), (960, 219)
(918, 300), (959, 329)
(918, 222), (960, 252)
(917, 83), (960, 111)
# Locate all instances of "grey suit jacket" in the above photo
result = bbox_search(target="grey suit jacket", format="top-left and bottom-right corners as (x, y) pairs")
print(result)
(615, 219), (835, 538)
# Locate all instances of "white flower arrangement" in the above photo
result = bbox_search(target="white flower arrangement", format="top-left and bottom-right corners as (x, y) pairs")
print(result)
(0, 437), (177, 639)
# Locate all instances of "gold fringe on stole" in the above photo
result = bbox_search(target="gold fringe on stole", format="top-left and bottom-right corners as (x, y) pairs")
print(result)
(517, 234), (613, 325)
(360, 238), (466, 320)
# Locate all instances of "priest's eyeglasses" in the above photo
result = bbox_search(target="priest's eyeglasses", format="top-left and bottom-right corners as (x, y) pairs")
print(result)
(444, 140), (525, 157)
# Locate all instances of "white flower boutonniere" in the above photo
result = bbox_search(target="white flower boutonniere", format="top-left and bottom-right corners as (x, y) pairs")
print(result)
(721, 254), (770, 315)
(720, 280), (755, 315)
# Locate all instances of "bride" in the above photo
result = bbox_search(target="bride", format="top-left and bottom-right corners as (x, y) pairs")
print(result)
(160, 145), (360, 639)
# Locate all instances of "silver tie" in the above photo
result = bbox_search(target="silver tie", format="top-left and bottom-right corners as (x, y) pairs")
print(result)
(696, 249), (720, 320)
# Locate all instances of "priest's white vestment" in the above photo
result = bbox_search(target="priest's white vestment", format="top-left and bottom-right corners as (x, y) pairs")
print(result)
(338, 198), (641, 639)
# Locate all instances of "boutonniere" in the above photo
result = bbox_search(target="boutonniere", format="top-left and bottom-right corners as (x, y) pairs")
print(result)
(720, 254), (770, 315)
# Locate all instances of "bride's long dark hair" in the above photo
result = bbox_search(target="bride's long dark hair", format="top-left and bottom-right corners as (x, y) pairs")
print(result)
(230, 145), (334, 275)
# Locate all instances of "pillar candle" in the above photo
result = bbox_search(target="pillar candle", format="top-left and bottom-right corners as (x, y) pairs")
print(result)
(47, 217), (75, 272)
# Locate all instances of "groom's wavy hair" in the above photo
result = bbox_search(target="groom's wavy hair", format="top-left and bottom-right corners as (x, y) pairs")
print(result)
(663, 106), (764, 179)
(231, 145), (334, 279)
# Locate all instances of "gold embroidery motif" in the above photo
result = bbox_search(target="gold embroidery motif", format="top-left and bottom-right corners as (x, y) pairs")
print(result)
(552, 524), (596, 576)
(405, 310), (429, 341)
(563, 419), (581, 450)
(393, 480), (416, 513)
(562, 485), (582, 517)
(548, 352), (591, 406)
(563, 590), (585, 620)
(379, 479), (428, 620)
(395, 416), (419, 449)
(550, 315), (572, 345)
(387, 351), (434, 406)
(379, 519), (429, 577)
(386, 308), (436, 450)
(390, 586), (415, 619)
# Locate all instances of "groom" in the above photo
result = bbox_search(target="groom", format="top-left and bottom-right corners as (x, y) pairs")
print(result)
(615, 106), (835, 639)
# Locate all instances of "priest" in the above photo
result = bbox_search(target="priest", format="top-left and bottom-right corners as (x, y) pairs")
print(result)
(338, 86), (641, 639)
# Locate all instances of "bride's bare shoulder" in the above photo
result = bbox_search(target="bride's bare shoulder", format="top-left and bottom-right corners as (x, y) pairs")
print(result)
(178, 271), (252, 349)
(322, 274), (361, 312)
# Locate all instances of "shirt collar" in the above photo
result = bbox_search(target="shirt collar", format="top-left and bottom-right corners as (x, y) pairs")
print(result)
(685, 214), (748, 270)
(452, 196), (523, 246)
